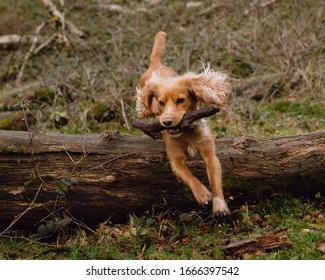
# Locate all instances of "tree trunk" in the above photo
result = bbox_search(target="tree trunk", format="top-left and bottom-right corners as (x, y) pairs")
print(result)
(0, 130), (324, 230)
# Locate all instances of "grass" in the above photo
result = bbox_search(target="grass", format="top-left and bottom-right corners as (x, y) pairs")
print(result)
(0, 194), (324, 260)
(237, 98), (325, 136)
(0, 0), (324, 260)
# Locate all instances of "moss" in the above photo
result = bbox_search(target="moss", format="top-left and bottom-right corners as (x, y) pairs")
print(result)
(87, 101), (117, 123)
(0, 111), (26, 130)
(274, 101), (325, 117)
(33, 87), (57, 104)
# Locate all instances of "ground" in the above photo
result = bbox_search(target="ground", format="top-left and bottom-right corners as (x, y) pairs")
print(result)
(0, 0), (324, 259)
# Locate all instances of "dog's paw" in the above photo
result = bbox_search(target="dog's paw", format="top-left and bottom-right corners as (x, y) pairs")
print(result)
(212, 197), (230, 216)
(193, 188), (212, 206)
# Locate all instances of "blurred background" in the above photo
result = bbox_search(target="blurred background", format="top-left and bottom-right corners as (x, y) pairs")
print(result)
(0, 0), (324, 137)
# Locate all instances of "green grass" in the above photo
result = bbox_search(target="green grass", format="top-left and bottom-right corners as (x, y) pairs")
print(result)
(0, 195), (324, 260)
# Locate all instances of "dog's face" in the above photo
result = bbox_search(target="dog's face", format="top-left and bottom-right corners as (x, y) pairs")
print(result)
(155, 79), (197, 136)
(136, 66), (230, 137)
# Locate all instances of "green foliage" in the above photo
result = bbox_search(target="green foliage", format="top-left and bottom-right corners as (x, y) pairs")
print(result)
(33, 87), (56, 104)
(56, 178), (78, 196)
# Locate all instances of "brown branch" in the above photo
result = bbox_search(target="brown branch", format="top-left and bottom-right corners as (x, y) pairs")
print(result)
(132, 107), (220, 139)
(0, 34), (34, 45)
(16, 21), (46, 84)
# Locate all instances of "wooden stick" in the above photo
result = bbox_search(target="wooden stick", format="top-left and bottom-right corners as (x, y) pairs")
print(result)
(0, 34), (32, 45)
(16, 21), (46, 84)
(132, 107), (220, 139)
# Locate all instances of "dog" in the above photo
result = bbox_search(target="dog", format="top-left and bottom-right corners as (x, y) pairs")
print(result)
(136, 31), (230, 216)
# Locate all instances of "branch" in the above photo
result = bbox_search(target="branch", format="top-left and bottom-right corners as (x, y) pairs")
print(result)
(0, 34), (34, 45)
(222, 229), (293, 259)
(132, 107), (220, 139)
(16, 21), (46, 84)
(41, 0), (84, 37)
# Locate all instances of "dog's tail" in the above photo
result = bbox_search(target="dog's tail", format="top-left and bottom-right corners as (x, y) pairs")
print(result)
(150, 31), (166, 66)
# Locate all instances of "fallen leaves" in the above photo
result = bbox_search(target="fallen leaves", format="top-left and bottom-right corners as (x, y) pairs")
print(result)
(316, 242), (325, 254)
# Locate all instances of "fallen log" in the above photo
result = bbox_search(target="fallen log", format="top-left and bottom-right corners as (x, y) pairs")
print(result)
(0, 130), (324, 230)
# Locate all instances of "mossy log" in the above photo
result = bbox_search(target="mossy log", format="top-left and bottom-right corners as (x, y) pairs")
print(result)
(0, 130), (324, 230)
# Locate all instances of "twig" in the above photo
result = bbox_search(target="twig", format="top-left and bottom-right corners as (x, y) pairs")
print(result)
(61, 134), (104, 174)
(0, 34), (33, 45)
(198, 3), (229, 16)
(260, 0), (278, 8)
(0, 34), (54, 48)
(84, 152), (139, 172)
(66, 209), (97, 234)
(28, 102), (65, 134)
(0, 183), (43, 236)
(16, 21), (46, 84)
(33, 33), (57, 54)
(41, 0), (84, 37)
(244, 0), (278, 15)
(21, 100), (35, 156)
(46, 0), (68, 44)
(120, 98), (130, 131)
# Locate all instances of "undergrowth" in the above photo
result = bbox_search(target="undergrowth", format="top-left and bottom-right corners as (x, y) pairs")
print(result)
(0, 194), (324, 260)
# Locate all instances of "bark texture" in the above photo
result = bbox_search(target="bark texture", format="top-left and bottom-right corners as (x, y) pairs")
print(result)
(0, 130), (324, 230)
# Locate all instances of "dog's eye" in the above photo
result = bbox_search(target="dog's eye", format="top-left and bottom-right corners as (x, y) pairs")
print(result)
(159, 101), (165, 106)
(176, 98), (185, 104)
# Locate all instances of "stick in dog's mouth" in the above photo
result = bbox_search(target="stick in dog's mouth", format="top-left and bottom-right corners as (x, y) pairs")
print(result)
(132, 107), (220, 140)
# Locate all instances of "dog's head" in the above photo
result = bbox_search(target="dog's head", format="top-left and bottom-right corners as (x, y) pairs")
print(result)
(136, 66), (230, 137)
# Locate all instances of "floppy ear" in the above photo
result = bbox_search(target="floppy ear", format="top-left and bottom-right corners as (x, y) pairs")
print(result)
(182, 66), (230, 106)
(135, 83), (158, 119)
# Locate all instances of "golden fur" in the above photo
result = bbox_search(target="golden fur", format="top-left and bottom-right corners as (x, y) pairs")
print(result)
(136, 31), (230, 215)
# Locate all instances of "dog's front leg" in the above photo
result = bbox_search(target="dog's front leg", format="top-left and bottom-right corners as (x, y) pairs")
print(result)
(199, 140), (230, 216)
(167, 148), (212, 205)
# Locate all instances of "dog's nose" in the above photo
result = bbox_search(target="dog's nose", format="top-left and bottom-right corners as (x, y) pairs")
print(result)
(162, 118), (173, 127)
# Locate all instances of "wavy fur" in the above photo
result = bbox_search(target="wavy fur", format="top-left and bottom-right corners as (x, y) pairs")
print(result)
(181, 64), (230, 106)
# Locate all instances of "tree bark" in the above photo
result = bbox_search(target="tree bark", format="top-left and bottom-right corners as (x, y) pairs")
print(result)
(0, 130), (324, 230)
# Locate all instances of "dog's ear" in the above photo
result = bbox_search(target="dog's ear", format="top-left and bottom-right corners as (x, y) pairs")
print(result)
(182, 66), (230, 106)
(136, 82), (158, 118)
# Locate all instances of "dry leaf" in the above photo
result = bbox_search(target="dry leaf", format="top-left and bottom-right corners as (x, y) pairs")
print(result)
(316, 242), (325, 253)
